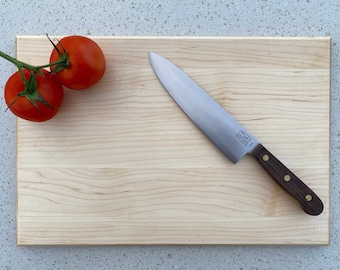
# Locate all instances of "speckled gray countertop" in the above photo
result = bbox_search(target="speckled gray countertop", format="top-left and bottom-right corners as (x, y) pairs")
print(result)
(0, 1), (339, 269)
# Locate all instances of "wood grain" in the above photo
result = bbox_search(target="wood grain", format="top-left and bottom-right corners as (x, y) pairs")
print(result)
(16, 36), (330, 245)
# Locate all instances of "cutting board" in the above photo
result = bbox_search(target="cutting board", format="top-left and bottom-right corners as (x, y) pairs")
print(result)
(16, 36), (330, 245)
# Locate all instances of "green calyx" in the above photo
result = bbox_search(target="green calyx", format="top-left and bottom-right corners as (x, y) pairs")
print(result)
(18, 71), (54, 110)
(46, 34), (70, 74)
(5, 70), (54, 114)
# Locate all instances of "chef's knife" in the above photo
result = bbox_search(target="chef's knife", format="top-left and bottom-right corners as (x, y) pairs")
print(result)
(149, 52), (323, 216)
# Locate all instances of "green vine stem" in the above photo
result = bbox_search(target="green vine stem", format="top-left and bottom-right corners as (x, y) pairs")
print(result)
(1, 51), (38, 88)
(0, 34), (68, 85)
(0, 49), (68, 80)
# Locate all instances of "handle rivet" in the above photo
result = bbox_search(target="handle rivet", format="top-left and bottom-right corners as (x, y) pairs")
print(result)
(305, 194), (313, 202)
(262, 155), (269, 161)
(284, 175), (291, 182)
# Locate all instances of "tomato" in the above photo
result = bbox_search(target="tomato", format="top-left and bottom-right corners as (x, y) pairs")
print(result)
(5, 69), (64, 122)
(49, 36), (106, 90)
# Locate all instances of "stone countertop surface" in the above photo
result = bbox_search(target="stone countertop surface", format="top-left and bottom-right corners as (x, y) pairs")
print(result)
(0, 1), (338, 269)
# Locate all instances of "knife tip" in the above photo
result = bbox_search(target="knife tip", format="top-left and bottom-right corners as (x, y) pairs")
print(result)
(148, 51), (155, 58)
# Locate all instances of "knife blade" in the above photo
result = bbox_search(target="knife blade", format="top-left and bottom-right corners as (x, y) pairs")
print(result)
(149, 52), (323, 216)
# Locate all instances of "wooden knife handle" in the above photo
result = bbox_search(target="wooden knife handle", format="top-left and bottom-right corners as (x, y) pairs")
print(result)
(251, 144), (323, 216)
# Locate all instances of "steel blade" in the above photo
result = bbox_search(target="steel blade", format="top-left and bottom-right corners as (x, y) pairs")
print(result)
(149, 52), (259, 163)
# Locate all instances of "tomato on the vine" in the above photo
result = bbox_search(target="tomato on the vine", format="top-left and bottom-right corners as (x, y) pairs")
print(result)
(1, 35), (106, 121)
(49, 36), (106, 90)
(5, 69), (64, 122)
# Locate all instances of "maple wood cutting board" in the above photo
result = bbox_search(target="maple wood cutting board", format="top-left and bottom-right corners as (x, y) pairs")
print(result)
(16, 36), (330, 245)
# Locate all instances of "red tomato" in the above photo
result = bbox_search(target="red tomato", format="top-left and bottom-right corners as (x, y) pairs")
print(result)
(49, 36), (106, 90)
(5, 69), (64, 122)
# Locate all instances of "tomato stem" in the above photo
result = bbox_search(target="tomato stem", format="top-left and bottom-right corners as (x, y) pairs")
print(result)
(0, 50), (68, 73)
(0, 34), (69, 78)
(0, 51), (41, 73)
